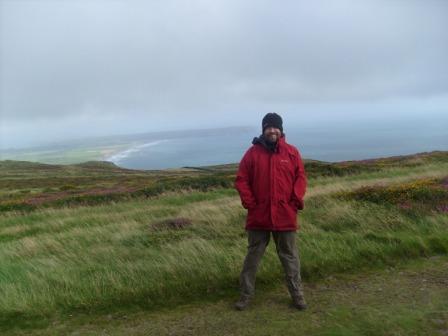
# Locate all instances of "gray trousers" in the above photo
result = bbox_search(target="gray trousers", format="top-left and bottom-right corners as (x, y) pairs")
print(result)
(239, 230), (304, 299)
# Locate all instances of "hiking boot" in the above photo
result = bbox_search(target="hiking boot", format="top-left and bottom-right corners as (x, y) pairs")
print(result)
(292, 295), (307, 310)
(234, 295), (251, 311)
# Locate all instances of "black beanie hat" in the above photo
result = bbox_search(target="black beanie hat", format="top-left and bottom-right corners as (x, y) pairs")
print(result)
(262, 113), (283, 133)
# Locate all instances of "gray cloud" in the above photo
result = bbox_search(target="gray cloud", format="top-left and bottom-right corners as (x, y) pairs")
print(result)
(1, 0), (447, 148)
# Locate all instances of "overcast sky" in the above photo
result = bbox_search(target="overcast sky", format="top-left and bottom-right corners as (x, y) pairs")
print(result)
(1, 0), (447, 149)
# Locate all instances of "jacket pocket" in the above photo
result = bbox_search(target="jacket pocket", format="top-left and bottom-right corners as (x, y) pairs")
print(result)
(247, 200), (268, 226)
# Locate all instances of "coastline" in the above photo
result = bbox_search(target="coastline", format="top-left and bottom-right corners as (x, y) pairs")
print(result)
(104, 140), (170, 164)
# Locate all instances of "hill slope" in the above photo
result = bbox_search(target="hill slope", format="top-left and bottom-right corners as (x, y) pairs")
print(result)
(1, 150), (447, 212)
(0, 150), (447, 334)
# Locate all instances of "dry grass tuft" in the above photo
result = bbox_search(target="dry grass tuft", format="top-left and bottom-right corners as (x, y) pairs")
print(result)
(152, 217), (193, 230)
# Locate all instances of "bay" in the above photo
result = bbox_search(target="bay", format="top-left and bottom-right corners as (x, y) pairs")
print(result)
(107, 116), (448, 170)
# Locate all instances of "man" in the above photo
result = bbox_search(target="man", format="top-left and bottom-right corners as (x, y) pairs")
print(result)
(234, 112), (307, 311)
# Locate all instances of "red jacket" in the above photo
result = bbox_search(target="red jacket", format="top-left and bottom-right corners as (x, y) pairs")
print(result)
(235, 134), (307, 231)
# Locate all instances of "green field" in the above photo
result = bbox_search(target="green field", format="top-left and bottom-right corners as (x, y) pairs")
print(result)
(0, 144), (130, 165)
(0, 151), (447, 335)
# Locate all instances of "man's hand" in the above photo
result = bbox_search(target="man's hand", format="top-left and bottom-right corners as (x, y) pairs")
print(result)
(243, 200), (257, 210)
(291, 198), (304, 211)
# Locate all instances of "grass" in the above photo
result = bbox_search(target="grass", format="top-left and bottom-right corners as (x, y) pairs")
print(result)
(0, 151), (447, 334)
(3, 255), (448, 335)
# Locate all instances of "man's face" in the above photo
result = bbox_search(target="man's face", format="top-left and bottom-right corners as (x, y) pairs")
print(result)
(263, 126), (281, 143)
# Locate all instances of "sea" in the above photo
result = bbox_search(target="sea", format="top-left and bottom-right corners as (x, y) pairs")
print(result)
(106, 116), (448, 170)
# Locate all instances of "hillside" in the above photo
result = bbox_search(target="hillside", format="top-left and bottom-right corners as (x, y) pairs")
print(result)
(1, 150), (447, 212)
(0, 150), (447, 335)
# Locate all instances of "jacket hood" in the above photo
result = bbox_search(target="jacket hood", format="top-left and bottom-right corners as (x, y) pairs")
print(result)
(252, 134), (286, 153)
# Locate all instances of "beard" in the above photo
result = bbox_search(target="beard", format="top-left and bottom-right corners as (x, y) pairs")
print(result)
(264, 134), (278, 144)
